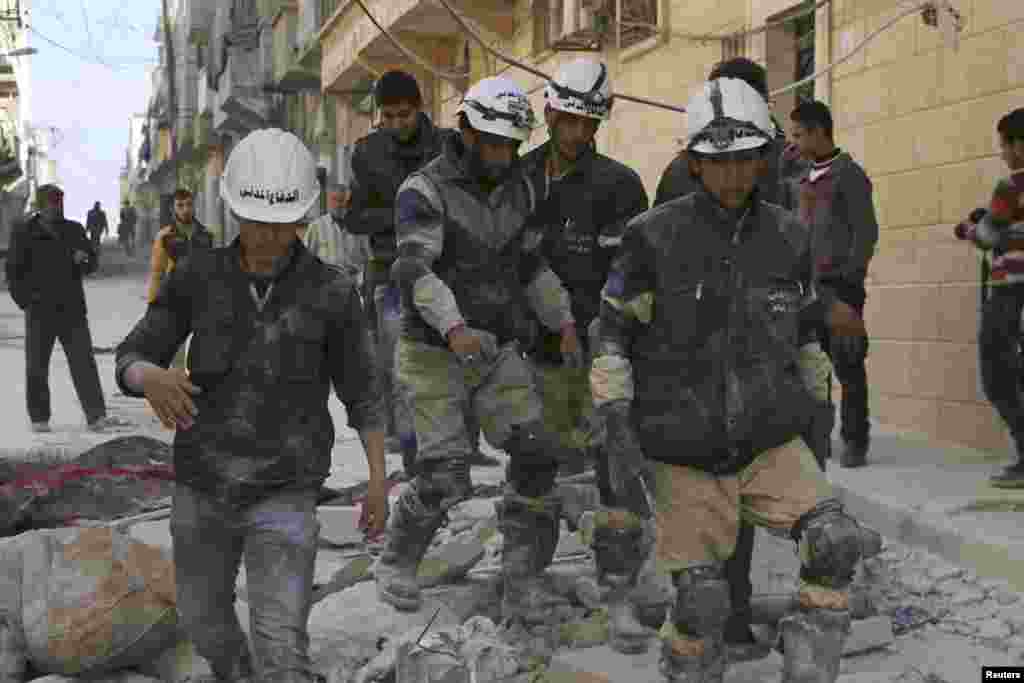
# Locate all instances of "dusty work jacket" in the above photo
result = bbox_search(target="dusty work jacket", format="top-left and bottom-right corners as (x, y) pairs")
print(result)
(521, 142), (649, 364)
(391, 134), (574, 350)
(594, 186), (834, 474)
(115, 239), (384, 507)
(346, 112), (456, 266)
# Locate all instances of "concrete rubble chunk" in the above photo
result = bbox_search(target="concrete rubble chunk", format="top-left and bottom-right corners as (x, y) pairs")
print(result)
(949, 586), (987, 607)
(316, 505), (364, 547)
(976, 619), (1013, 642)
(841, 616), (895, 656)
(417, 534), (487, 588)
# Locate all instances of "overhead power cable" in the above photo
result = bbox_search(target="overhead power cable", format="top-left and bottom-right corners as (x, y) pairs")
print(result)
(427, 0), (962, 113)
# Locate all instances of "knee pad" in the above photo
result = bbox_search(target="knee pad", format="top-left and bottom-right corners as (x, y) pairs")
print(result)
(412, 457), (472, 510)
(503, 422), (564, 497)
(792, 499), (863, 590)
(592, 520), (647, 578)
(669, 564), (731, 639)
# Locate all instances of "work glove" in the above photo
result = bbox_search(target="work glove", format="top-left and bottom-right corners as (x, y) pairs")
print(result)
(560, 323), (584, 369)
(447, 325), (499, 365)
(598, 399), (654, 520)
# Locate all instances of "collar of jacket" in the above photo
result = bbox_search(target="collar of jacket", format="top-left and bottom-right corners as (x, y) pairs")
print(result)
(692, 184), (762, 241)
(522, 140), (596, 184)
(228, 236), (308, 282)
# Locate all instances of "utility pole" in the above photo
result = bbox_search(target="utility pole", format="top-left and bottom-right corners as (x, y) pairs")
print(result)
(161, 0), (178, 186)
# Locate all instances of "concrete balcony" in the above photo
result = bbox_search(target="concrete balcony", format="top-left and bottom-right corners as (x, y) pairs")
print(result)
(272, 2), (320, 92)
(185, 0), (217, 45)
(213, 47), (270, 137)
(321, 0), (515, 94)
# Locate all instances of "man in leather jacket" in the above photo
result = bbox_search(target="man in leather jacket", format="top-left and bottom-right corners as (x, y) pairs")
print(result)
(592, 78), (868, 683)
(346, 69), (499, 471)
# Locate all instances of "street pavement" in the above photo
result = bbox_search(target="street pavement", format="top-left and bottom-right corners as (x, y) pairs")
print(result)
(4, 253), (1024, 681)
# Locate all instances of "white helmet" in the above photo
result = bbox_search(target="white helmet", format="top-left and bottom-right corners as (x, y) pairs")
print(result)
(220, 128), (321, 224)
(686, 78), (776, 156)
(544, 58), (613, 120)
(456, 76), (536, 142)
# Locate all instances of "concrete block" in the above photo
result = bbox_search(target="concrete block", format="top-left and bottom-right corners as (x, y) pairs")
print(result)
(417, 535), (487, 588)
(842, 616), (895, 656)
(317, 505), (363, 546)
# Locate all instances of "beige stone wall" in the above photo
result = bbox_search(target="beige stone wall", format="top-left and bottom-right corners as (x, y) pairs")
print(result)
(829, 0), (1024, 453)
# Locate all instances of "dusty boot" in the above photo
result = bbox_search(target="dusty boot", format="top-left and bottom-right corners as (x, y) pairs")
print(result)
(991, 439), (1024, 488)
(592, 510), (651, 654)
(376, 487), (446, 611)
(838, 440), (868, 468)
(777, 607), (852, 683)
(659, 632), (726, 683)
(498, 494), (569, 624)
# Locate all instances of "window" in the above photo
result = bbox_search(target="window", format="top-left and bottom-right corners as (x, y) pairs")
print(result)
(618, 0), (659, 51)
(765, 0), (816, 126)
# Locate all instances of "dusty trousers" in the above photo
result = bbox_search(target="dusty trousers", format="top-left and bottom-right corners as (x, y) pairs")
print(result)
(24, 306), (106, 424)
(170, 485), (320, 683)
(979, 284), (1024, 441)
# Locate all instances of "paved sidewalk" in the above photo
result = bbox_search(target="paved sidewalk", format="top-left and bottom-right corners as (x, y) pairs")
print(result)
(827, 427), (1024, 592)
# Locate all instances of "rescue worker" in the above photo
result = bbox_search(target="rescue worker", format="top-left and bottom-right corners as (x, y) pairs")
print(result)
(654, 58), (802, 209)
(790, 100), (880, 468)
(654, 58), (832, 662)
(592, 78), (868, 682)
(86, 201), (108, 254)
(115, 129), (388, 683)
(377, 76), (582, 622)
(954, 107), (1024, 488)
(346, 69), (499, 471)
(146, 188), (214, 304)
(521, 57), (649, 479)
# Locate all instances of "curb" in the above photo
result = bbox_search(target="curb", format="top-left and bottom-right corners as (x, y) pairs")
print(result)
(831, 479), (1024, 593)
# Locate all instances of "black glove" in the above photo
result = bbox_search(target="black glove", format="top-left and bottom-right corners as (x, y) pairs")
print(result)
(599, 399), (653, 519)
(969, 207), (989, 224)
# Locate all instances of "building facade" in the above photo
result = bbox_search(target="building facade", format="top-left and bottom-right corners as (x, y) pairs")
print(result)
(0, 0), (31, 255)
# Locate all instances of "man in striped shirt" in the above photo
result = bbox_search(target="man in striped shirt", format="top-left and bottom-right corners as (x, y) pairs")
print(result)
(955, 108), (1024, 487)
(303, 182), (371, 284)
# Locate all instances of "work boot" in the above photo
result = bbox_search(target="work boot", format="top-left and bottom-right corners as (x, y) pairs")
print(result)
(87, 415), (134, 432)
(990, 461), (1024, 488)
(838, 440), (868, 468)
(777, 607), (851, 683)
(375, 487), (446, 611)
(497, 494), (569, 624)
(31, 422), (51, 433)
(659, 633), (726, 683)
(592, 511), (652, 654)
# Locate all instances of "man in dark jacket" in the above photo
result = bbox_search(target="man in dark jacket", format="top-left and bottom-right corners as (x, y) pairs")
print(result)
(593, 78), (868, 682)
(377, 76), (581, 623)
(86, 201), (108, 254)
(346, 69), (499, 471)
(790, 100), (880, 469)
(5, 185), (129, 434)
(521, 57), (652, 654)
(115, 129), (388, 683)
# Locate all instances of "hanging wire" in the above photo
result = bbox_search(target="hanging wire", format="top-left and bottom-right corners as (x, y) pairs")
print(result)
(428, 0), (961, 112)
(352, 0), (468, 83)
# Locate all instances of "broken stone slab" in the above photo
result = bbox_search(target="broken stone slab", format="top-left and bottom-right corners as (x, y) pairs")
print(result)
(392, 616), (521, 683)
(317, 506), (364, 547)
(842, 616), (895, 656)
(28, 675), (163, 683)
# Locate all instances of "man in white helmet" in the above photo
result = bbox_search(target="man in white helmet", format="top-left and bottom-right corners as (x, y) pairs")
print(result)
(378, 76), (581, 623)
(519, 57), (653, 654)
(114, 128), (388, 683)
(591, 78), (869, 682)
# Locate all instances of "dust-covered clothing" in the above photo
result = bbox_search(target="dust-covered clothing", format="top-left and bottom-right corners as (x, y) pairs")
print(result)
(115, 238), (384, 508)
(392, 134), (573, 351)
(146, 221), (214, 304)
(959, 170), (1024, 286)
(592, 186), (830, 475)
(651, 438), (831, 572)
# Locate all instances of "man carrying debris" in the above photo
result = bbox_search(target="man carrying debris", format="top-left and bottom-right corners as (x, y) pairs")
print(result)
(790, 100), (880, 469)
(521, 57), (649, 478)
(954, 107), (1024, 488)
(377, 76), (582, 623)
(346, 69), (500, 472)
(592, 77), (868, 682)
(115, 128), (388, 683)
